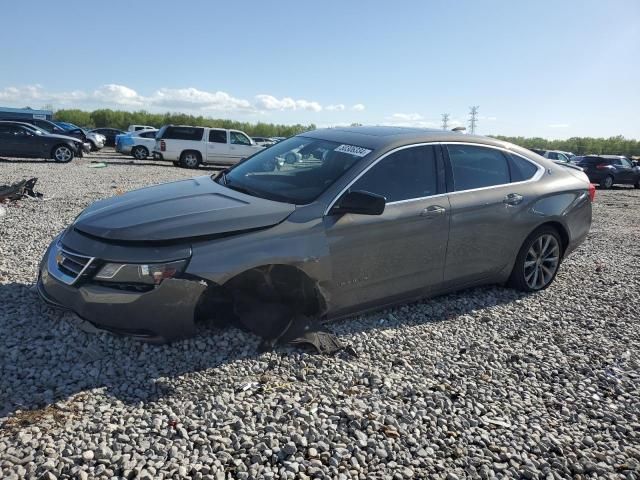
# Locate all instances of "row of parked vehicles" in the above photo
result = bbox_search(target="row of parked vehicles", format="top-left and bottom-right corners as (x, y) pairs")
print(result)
(1, 118), (639, 191)
(113, 125), (285, 167)
(530, 148), (640, 189)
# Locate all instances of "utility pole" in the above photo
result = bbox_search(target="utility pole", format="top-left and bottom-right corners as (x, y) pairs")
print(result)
(441, 113), (450, 130)
(468, 106), (479, 134)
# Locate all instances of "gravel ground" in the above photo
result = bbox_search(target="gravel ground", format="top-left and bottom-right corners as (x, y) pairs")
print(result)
(1, 150), (639, 480)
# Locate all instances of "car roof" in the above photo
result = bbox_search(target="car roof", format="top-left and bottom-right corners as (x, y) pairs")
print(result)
(300, 126), (510, 151)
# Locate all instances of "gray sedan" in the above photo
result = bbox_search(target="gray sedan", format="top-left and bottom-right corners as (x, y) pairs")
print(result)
(38, 127), (593, 342)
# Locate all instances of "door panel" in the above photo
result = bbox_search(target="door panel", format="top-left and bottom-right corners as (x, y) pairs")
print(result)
(324, 197), (450, 313)
(444, 184), (530, 285)
(206, 130), (231, 163)
(442, 144), (534, 286)
(322, 144), (449, 313)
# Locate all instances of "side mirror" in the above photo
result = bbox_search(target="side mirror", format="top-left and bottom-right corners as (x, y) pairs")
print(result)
(331, 190), (385, 216)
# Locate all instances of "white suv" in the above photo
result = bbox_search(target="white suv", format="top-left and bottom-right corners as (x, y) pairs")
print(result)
(154, 125), (264, 168)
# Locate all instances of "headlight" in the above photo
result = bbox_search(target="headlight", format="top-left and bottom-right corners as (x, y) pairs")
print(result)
(94, 259), (188, 285)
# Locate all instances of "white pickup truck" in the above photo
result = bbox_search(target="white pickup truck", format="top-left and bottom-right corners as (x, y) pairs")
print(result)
(153, 125), (264, 168)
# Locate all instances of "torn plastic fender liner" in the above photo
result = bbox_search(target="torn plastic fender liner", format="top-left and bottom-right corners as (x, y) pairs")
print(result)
(38, 259), (206, 342)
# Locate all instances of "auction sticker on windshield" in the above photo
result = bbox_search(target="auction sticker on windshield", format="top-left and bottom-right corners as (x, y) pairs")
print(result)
(334, 144), (372, 157)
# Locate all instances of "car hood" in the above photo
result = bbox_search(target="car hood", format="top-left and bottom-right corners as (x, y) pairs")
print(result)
(73, 175), (296, 242)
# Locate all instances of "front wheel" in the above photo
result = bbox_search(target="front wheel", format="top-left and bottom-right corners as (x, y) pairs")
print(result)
(600, 175), (613, 189)
(52, 145), (74, 163)
(508, 226), (563, 292)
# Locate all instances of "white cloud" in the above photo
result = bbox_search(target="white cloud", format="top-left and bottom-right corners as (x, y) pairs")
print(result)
(151, 87), (252, 111)
(548, 123), (569, 128)
(389, 113), (423, 121)
(93, 84), (143, 106)
(0, 84), (368, 117)
(254, 94), (322, 112)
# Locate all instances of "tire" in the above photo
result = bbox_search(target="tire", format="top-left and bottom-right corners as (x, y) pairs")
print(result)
(508, 226), (563, 292)
(89, 141), (97, 152)
(132, 146), (149, 160)
(173, 161), (180, 167)
(180, 151), (201, 169)
(600, 175), (614, 189)
(51, 144), (74, 163)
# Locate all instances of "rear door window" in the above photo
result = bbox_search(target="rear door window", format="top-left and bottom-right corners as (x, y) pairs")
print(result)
(351, 146), (438, 202)
(209, 130), (227, 143)
(446, 145), (510, 191)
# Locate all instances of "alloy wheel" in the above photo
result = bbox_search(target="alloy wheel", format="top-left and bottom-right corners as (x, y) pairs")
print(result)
(54, 146), (72, 162)
(183, 153), (199, 168)
(133, 147), (147, 160)
(523, 234), (560, 290)
(604, 176), (613, 188)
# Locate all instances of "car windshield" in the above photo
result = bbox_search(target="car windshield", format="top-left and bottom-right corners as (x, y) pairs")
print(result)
(215, 136), (372, 204)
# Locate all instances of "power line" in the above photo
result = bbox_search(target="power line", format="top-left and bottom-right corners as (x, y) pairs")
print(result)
(469, 106), (479, 134)
(441, 113), (450, 130)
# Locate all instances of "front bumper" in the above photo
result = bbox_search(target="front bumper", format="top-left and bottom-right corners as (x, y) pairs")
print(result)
(38, 240), (205, 342)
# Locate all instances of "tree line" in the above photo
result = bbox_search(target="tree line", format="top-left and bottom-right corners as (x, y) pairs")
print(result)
(53, 109), (316, 137)
(491, 135), (640, 157)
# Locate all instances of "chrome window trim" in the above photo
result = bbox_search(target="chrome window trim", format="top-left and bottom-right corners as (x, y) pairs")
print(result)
(324, 141), (544, 215)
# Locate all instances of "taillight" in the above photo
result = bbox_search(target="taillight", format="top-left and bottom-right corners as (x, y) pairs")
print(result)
(588, 183), (596, 202)
(160, 140), (166, 152)
(595, 163), (608, 170)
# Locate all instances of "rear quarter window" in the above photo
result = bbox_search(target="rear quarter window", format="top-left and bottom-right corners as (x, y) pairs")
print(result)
(164, 127), (204, 141)
(508, 154), (539, 182)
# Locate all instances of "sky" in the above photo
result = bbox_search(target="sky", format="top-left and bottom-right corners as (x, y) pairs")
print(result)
(0, 0), (638, 139)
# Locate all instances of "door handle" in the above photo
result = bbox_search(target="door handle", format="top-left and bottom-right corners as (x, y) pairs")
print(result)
(503, 193), (524, 206)
(420, 205), (446, 218)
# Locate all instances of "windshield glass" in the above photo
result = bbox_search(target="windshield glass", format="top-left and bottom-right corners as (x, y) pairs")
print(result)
(217, 136), (372, 204)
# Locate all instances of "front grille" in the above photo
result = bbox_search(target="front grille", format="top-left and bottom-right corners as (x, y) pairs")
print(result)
(51, 245), (95, 285)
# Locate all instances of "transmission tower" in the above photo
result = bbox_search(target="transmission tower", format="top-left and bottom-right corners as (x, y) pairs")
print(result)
(468, 106), (479, 134)
(441, 113), (450, 130)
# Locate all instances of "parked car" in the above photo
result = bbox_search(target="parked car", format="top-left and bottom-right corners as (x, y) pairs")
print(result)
(0, 121), (85, 162)
(573, 155), (640, 188)
(153, 125), (264, 168)
(128, 125), (155, 132)
(531, 149), (574, 163)
(37, 126), (593, 342)
(90, 128), (125, 147)
(116, 129), (158, 159)
(3, 118), (91, 154)
(53, 122), (105, 151)
(252, 136), (276, 147)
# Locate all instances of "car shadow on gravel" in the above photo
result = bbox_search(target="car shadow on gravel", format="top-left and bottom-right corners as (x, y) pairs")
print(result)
(0, 280), (526, 422)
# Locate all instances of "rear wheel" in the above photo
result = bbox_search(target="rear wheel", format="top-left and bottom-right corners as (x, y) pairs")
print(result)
(180, 151), (201, 168)
(508, 226), (563, 292)
(52, 144), (74, 163)
(600, 175), (613, 189)
(132, 146), (149, 160)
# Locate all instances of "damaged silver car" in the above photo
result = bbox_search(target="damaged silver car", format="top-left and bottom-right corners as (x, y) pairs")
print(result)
(38, 127), (593, 343)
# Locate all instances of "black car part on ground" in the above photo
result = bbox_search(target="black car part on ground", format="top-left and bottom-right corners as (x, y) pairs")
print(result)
(0, 177), (43, 202)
